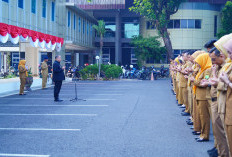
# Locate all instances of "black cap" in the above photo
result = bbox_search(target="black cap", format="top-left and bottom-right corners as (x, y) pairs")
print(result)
(204, 39), (217, 49)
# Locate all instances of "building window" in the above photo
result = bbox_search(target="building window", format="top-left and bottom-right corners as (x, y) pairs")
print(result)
(146, 21), (156, 29)
(18, 0), (23, 9)
(181, 19), (187, 29)
(79, 17), (81, 33)
(67, 11), (70, 27)
(122, 17), (139, 39)
(31, 0), (36, 14)
(87, 22), (89, 35)
(74, 14), (76, 29)
(51, 1), (55, 21)
(174, 20), (180, 29)
(195, 19), (201, 29)
(188, 19), (195, 28)
(83, 19), (85, 34)
(2, 0), (9, 3)
(168, 19), (201, 29)
(167, 20), (174, 29)
(42, 0), (46, 18)
(214, 15), (217, 37)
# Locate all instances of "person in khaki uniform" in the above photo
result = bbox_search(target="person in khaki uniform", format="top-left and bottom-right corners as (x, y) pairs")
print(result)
(220, 38), (232, 156)
(41, 56), (49, 89)
(203, 48), (230, 157)
(18, 60), (28, 95)
(190, 53), (212, 142)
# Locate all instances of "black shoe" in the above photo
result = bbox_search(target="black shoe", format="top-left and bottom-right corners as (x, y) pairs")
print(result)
(192, 131), (201, 135)
(181, 112), (190, 116)
(187, 121), (193, 125)
(208, 148), (218, 157)
(42, 88), (48, 90)
(178, 104), (182, 106)
(19, 93), (26, 95)
(182, 109), (186, 112)
(54, 99), (63, 102)
(207, 147), (216, 153)
(196, 138), (209, 142)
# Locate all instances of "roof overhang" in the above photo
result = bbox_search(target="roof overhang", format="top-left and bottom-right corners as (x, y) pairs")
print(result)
(65, 3), (97, 23)
(65, 41), (97, 51)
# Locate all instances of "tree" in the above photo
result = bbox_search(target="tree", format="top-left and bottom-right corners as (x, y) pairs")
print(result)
(93, 20), (106, 79)
(217, 1), (232, 38)
(130, 0), (184, 62)
(131, 36), (166, 66)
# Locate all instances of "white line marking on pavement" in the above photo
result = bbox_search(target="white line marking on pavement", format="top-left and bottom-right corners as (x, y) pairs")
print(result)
(0, 128), (81, 131)
(0, 114), (97, 116)
(0, 105), (108, 107)
(0, 153), (50, 157)
(0, 98), (116, 101)
(27, 94), (123, 96)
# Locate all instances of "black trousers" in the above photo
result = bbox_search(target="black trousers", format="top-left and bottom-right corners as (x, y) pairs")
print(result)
(54, 81), (62, 100)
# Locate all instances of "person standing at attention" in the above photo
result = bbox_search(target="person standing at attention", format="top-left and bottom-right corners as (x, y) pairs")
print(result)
(41, 56), (49, 89)
(18, 60), (28, 95)
(53, 55), (65, 102)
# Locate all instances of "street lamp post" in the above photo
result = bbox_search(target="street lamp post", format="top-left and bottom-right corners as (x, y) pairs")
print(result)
(95, 55), (100, 80)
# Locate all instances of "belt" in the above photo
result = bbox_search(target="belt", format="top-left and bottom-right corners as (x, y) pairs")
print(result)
(212, 98), (217, 102)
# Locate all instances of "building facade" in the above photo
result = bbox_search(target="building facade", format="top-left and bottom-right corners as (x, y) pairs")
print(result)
(74, 0), (227, 64)
(0, 0), (96, 75)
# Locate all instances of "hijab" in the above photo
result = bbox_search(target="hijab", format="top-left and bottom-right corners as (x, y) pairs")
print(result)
(18, 60), (28, 77)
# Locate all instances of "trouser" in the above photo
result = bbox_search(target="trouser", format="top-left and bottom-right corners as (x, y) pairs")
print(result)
(188, 86), (193, 115)
(178, 86), (184, 105)
(54, 81), (62, 100)
(42, 75), (48, 89)
(193, 97), (201, 132)
(176, 81), (179, 100)
(173, 78), (176, 93)
(20, 78), (26, 94)
(209, 100), (229, 157)
(182, 87), (189, 113)
(226, 125), (232, 157)
(197, 100), (210, 140)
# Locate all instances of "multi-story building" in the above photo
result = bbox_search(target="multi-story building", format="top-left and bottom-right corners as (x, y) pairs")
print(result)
(0, 0), (96, 74)
(74, 0), (228, 65)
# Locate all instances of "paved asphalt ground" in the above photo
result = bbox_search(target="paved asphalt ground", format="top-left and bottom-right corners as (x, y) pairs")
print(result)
(0, 79), (214, 157)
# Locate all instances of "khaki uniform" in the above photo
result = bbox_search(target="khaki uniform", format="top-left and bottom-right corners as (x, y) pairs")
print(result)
(205, 67), (230, 157)
(225, 66), (232, 156)
(176, 69), (180, 102)
(194, 70), (211, 139)
(179, 63), (188, 108)
(41, 61), (48, 89)
(18, 66), (27, 94)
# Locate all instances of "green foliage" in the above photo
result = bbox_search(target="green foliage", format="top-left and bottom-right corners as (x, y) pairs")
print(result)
(93, 20), (106, 37)
(80, 64), (98, 80)
(5, 73), (16, 79)
(218, 1), (232, 38)
(131, 36), (166, 65)
(80, 64), (122, 80)
(104, 65), (122, 79)
(129, 0), (184, 35)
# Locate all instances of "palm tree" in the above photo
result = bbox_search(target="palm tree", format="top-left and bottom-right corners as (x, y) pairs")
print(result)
(93, 20), (106, 79)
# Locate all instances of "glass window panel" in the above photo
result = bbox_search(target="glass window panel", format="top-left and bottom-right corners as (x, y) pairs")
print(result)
(123, 23), (139, 38)
(168, 20), (174, 29)
(68, 11), (70, 27)
(31, 0), (36, 14)
(188, 19), (195, 28)
(181, 19), (187, 28)
(174, 20), (180, 29)
(51, 1), (55, 21)
(105, 23), (116, 37)
(195, 19), (201, 29)
(2, 0), (9, 3)
(42, 0), (46, 18)
(18, 0), (23, 9)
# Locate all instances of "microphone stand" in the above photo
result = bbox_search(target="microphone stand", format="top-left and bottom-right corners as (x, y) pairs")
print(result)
(70, 74), (86, 102)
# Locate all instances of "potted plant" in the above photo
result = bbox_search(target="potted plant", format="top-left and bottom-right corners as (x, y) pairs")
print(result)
(25, 68), (33, 91)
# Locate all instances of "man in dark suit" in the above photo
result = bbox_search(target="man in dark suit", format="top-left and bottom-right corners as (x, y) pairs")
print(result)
(53, 55), (65, 102)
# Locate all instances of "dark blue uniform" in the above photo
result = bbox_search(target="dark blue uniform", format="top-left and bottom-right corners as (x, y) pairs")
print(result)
(52, 61), (65, 101)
